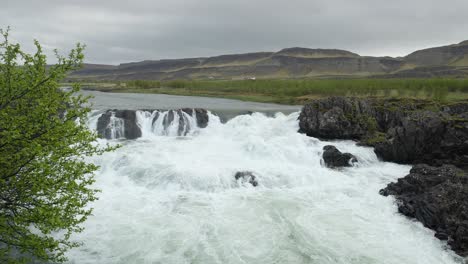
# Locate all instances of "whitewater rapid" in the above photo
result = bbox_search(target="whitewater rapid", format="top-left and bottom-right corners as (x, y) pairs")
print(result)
(67, 111), (463, 264)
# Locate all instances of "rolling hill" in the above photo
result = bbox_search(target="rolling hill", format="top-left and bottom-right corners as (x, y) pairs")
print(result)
(69, 40), (468, 81)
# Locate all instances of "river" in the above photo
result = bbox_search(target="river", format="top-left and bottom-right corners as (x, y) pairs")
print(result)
(81, 90), (301, 120)
(66, 91), (462, 263)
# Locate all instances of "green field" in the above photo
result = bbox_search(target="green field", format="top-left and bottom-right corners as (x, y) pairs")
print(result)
(79, 79), (468, 104)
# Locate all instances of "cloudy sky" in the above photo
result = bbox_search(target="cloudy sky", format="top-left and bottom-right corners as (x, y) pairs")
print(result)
(1, 0), (467, 65)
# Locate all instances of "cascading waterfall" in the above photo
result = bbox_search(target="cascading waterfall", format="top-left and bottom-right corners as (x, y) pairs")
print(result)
(71, 111), (463, 264)
(92, 109), (209, 140)
(142, 109), (199, 137)
(109, 112), (125, 139)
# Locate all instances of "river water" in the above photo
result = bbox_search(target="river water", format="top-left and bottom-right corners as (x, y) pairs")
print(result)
(81, 90), (301, 120)
(66, 91), (462, 263)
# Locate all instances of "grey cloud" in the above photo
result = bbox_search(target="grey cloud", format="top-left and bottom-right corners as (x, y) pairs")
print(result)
(1, 0), (468, 64)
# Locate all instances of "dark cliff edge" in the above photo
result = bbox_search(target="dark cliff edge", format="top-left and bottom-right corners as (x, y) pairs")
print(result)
(298, 96), (468, 256)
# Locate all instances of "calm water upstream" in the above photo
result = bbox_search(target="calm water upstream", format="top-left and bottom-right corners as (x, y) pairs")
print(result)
(81, 90), (301, 120)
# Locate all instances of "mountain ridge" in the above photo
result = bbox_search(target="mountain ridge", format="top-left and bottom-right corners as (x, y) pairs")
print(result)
(70, 40), (468, 80)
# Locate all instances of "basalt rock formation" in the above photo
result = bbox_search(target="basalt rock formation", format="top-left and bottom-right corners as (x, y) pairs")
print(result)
(299, 97), (468, 168)
(97, 110), (142, 139)
(322, 145), (358, 168)
(298, 97), (375, 140)
(380, 165), (468, 256)
(373, 107), (468, 166)
(299, 96), (468, 256)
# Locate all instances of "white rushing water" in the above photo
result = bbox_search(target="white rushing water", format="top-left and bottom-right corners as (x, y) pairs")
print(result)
(67, 111), (463, 264)
(136, 109), (200, 137)
(92, 109), (203, 139)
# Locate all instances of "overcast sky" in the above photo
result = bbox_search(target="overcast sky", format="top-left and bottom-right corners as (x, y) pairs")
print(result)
(1, 0), (468, 65)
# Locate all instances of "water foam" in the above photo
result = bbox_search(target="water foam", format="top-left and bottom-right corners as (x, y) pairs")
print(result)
(67, 112), (463, 264)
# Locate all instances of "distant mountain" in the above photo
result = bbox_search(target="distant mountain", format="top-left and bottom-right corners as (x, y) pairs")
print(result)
(69, 41), (468, 81)
(405, 40), (468, 67)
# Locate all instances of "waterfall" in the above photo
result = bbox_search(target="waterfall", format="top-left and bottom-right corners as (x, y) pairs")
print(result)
(92, 109), (212, 139)
(138, 109), (205, 137)
(75, 111), (463, 264)
(108, 112), (125, 139)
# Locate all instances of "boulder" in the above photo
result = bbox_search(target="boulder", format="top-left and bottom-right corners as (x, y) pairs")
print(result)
(322, 145), (357, 168)
(234, 171), (258, 187)
(380, 164), (468, 256)
(96, 111), (112, 139)
(194, 109), (209, 128)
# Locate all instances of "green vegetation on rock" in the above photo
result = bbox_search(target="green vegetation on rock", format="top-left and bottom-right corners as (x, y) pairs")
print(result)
(362, 132), (387, 146)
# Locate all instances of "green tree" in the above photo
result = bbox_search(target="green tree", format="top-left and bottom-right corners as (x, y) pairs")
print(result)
(0, 29), (114, 263)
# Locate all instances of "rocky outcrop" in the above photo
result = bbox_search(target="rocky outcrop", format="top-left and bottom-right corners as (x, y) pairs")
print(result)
(298, 97), (376, 139)
(374, 110), (468, 166)
(234, 171), (258, 187)
(380, 165), (468, 256)
(299, 97), (468, 168)
(322, 145), (357, 168)
(299, 96), (468, 256)
(96, 108), (209, 139)
(97, 110), (142, 139)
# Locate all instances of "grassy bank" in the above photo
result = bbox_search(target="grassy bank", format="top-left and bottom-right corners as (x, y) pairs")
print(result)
(80, 79), (468, 104)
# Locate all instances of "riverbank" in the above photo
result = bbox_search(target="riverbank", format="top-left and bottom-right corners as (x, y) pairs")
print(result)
(77, 78), (468, 105)
(298, 96), (468, 256)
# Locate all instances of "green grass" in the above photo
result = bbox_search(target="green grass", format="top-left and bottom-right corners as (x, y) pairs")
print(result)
(78, 78), (468, 104)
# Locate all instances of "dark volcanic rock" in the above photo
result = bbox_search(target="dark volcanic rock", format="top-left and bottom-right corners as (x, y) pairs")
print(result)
(374, 110), (468, 166)
(96, 112), (113, 139)
(97, 110), (142, 139)
(194, 109), (209, 128)
(375, 104), (468, 167)
(300, 97), (468, 256)
(322, 145), (357, 168)
(115, 110), (142, 139)
(298, 97), (424, 140)
(299, 97), (468, 168)
(235, 171), (258, 187)
(298, 97), (376, 139)
(380, 164), (468, 256)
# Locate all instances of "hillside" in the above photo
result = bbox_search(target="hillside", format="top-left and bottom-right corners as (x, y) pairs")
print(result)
(69, 41), (468, 81)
